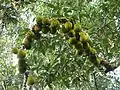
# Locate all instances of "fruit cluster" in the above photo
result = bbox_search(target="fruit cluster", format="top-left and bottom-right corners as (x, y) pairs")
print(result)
(62, 21), (101, 67)
(12, 17), (116, 83)
(12, 48), (27, 74)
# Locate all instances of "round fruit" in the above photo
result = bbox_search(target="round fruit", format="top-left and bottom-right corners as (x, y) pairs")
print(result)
(50, 19), (59, 28)
(64, 21), (73, 30)
(62, 25), (69, 33)
(17, 49), (26, 59)
(42, 26), (50, 34)
(74, 23), (82, 33)
(50, 27), (57, 34)
(36, 16), (42, 25)
(26, 30), (35, 40)
(42, 18), (50, 25)
(27, 75), (35, 85)
(67, 30), (75, 37)
(74, 42), (83, 50)
(79, 31), (89, 43)
(12, 47), (18, 54)
(68, 37), (77, 45)
(22, 38), (32, 49)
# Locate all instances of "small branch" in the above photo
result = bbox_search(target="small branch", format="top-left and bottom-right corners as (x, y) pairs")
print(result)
(100, 60), (117, 73)
(93, 72), (98, 90)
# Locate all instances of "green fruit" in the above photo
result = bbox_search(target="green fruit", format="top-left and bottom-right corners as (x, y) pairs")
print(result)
(18, 66), (26, 74)
(62, 25), (69, 33)
(64, 21), (73, 30)
(68, 37), (77, 45)
(50, 19), (59, 28)
(79, 31), (89, 43)
(42, 27), (50, 34)
(27, 76), (35, 85)
(18, 59), (26, 66)
(42, 18), (50, 25)
(50, 27), (57, 34)
(17, 49), (26, 59)
(12, 47), (18, 54)
(26, 30), (35, 40)
(74, 23), (82, 33)
(36, 16), (42, 25)
(74, 42), (83, 49)
(23, 37), (31, 48)
(68, 30), (75, 37)
(22, 38), (31, 49)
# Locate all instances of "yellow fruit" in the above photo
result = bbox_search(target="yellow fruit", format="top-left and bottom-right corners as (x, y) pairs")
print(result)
(17, 49), (26, 59)
(79, 31), (89, 43)
(50, 19), (59, 28)
(74, 23), (82, 33)
(74, 42), (83, 49)
(68, 37), (77, 45)
(64, 21), (73, 30)
(26, 30), (35, 40)
(12, 47), (18, 54)
(42, 18), (50, 25)
(27, 76), (35, 85)
(36, 16), (42, 25)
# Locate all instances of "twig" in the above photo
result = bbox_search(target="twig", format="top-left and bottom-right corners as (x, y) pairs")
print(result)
(93, 72), (98, 90)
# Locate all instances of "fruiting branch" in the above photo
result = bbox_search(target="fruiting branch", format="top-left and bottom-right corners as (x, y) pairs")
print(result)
(12, 17), (118, 86)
